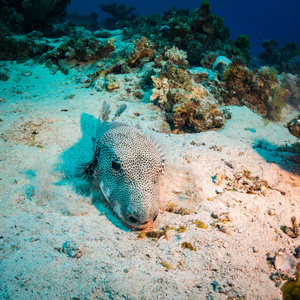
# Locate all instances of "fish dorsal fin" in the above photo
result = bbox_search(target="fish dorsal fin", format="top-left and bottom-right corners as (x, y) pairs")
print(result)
(96, 101), (110, 140)
(100, 100), (111, 122)
(112, 103), (127, 121)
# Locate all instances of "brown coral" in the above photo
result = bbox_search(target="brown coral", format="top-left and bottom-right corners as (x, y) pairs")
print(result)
(127, 37), (155, 67)
(164, 46), (188, 66)
(151, 61), (225, 133)
(221, 63), (286, 120)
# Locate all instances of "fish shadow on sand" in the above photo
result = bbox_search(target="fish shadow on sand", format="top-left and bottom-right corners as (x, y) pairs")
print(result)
(56, 113), (130, 231)
(253, 139), (300, 175)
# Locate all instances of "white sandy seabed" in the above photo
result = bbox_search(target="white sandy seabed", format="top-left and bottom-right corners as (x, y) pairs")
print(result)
(0, 60), (299, 300)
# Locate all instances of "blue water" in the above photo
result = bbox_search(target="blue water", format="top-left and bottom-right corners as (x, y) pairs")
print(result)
(67, 0), (300, 55)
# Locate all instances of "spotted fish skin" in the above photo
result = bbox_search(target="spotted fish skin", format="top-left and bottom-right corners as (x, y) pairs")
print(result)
(287, 115), (300, 139)
(81, 101), (164, 229)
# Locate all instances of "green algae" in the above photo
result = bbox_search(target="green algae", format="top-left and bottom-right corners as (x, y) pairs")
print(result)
(281, 272), (300, 300)
(176, 226), (187, 233)
(193, 220), (208, 229)
(161, 261), (171, 270)
(181, 242), (196, 251)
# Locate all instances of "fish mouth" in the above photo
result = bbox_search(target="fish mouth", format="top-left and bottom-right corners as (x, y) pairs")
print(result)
(99, 183), (159, 229)
(126, 213), (159, 230)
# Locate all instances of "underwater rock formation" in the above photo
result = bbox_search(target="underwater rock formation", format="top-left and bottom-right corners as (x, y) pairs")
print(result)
(127, 36), (155, 67)
(66, 12), (100, 31)
(164, 46), (188, 67)
(212, 55), (232, 76)
(40, 37), (116, 72)
(281, 73), (300, 108)
(104, 74), (120, 91)
(0, 32), (50, 61)
(119, 2), (249, 67)
(209, 60), (287, 120)
(258, 38), (300, 73)
(100, 2), (137, 30)
(0, 0), (71, 34)
(150, 59), (226, 133)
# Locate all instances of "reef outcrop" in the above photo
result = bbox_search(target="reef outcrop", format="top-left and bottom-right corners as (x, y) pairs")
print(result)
(150, 57), (227, 133)
(0, 0), (71, 34)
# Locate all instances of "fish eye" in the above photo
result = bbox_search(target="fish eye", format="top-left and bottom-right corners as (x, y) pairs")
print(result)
(129, 216), (138, 224)
(161, 159), (165, 172)
(112, 159), (121, 172)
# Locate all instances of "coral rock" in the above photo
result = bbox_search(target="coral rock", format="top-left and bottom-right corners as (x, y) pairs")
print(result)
(274, 250), (296, 278)
(212, 55), (232, 72)
(104, 74), (120, 91)
(127, 37), (155, 67)
(150, 77), (169, 104)
(164, 46), (188, 66)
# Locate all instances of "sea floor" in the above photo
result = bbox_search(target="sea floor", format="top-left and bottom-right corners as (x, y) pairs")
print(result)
(0, 60), (299, 299)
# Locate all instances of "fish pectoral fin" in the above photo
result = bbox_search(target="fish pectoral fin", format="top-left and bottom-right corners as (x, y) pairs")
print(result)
(76, 159), (97, 179)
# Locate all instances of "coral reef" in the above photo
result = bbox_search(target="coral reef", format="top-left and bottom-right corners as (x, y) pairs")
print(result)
(212, 55), (232, 75)
(232, 35), (252, 63)
(119, 2), (248, 67)
(212, 60), (287, 120)
(150, 77), (169, 104)
(0, 33), (50, 61)
(66, 12), (100, 31)
(164, 46), (188, 66)
(2, 1), (299, 134)
(258, 39), (300, 73)
(285, 55), (300, 75)
(100, 2), (137, 30)
(41, 37), (116, 72)
(281, 73), (300, 108)
(127, 36), (155, 67)
(0, 0), (71, 34)
(150, 61), (226, 133)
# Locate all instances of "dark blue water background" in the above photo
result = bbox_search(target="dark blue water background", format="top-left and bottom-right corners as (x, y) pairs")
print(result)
(67, 0), (300, 56)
